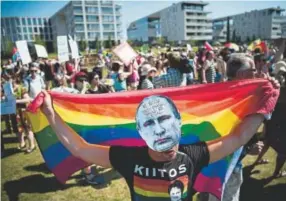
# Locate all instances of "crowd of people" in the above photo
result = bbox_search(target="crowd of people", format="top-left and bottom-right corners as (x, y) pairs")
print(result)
(1, 39), (286, 200)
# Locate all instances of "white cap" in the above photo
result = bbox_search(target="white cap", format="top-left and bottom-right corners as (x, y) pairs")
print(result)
(141, 64), (157, 76)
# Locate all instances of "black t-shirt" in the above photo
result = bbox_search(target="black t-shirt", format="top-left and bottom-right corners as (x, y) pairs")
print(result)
(110, 142), (209, 201)
(86, 84), (109, 94)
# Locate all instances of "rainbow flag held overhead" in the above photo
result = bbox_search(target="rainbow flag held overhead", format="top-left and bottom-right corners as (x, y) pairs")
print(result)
(27, 79), (278, 199)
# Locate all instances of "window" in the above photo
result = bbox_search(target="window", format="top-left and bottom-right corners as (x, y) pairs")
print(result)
(88, 32), (98, 39)
(75, 24), (84, 31)
(75, 16), (83, 22)
(23, 27), (27, 33)
(38, 18), (42, 25)
(102, 16), (113, 22)
(17, 27), (21, 33)
(86, 15), (99, 22)
(86, 7), (97, 14)
(87, 24), (99, 30)
(16, 18), (20, 26)
(39, 27), (43, 33)
(24, 35), (28, 40)
(29, 27), (33, 33)
(44, 27), (48, 33)
(34, 27), (38, 33)
(45, 35), (49, 40)
(272, 27), (278, 30)
(103, 24), (114, 30)
(74, 7), (83, 13)
(101, 7), (113, 14)
(17, 34), (22, 40)
(76, 32), (84, 39)
(28, 18), (32, 25)
(22, 18), (26, 25)
(43, 18), (48, 25)
(33, 18), (37, 25)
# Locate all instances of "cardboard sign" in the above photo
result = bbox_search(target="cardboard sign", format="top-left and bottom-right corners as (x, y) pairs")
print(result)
(112, 42), (138, 66)
(57, 36), (69, 62)
(16, 40), (32, 64)
(35, 44), (48, 58)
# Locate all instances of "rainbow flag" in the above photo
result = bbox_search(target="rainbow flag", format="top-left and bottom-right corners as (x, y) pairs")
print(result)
(27, 79), (278, 199)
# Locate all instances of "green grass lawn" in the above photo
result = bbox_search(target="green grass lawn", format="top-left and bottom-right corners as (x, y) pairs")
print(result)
(1, 130), (286, 201)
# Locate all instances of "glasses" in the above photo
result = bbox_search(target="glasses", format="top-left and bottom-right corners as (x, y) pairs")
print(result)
(30, 70), (37, 73)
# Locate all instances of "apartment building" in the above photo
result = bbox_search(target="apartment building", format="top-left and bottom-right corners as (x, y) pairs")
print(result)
(127, 1), (213, 43)
(213, 7), (286, 42)
(1, 17), (53, 51)
(50, 0), (122, 48)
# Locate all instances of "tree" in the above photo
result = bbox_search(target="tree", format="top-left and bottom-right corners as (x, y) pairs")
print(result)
(2, 37), (14, 57)
(156, 37), (166, 46)
(79, 37), (87, 51)
(34, 35), (45, 46)
(232, 30), (236, 42)
(246, 36), (251, 43)
(236, 35), (241, 44)
(127, 39), (134, 47)
(94, 36), (99, 50)
(252, 34), (256, 42)
(104, 35), (112, 49)
(188, 39), (197, 47)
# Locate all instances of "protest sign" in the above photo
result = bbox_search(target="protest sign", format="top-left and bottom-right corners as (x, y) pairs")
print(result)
(68, 39), (79, 59)
(1, 82), (16, 115)
(187, 44), (192, 52)
(15, 40), (32, 64)
(35, 44), (48, 58)
(57, 36), (69, 62)
(112, 42), (137, 66)
(1, 98), (16, 115)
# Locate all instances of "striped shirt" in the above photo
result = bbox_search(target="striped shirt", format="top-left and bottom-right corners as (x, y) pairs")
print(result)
(141, 78), (154, 90)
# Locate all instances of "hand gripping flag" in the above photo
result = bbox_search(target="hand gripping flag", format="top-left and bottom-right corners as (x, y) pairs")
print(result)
(27, 79), (279, 199)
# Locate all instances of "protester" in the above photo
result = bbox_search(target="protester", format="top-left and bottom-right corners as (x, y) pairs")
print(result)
(202, 51), (216, 84)
(139, 64), (157, 90)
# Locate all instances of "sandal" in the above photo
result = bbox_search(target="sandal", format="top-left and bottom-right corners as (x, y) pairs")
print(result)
(26, 146), (36, 153)
(17, 144), (26, 150)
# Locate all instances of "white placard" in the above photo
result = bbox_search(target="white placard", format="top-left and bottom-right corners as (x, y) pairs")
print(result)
(187, 44), (192, 52)
(57, 36), (69, 62)
(16, 40), (32, 64)
(68, 39), (79, 59)
(112, 42), (138, 66)
(35, 44), (48, 58)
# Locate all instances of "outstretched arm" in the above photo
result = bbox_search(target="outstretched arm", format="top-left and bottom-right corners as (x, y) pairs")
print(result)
(207, 114), (264, 163)
(41, 91), (111, 168)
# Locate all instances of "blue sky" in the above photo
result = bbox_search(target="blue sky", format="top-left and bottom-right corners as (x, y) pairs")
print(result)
(1, 0), (286, 39)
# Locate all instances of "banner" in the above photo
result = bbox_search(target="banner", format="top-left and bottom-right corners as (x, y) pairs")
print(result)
(57, 36), (69, 62)
(15, 40), (32, 64)
(113, 42), (137, 66)
(35, 44), (48, 58)
(26, 79), (278, 199)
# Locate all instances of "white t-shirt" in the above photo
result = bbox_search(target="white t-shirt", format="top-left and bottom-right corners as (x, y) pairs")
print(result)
(24, 75), (46, 99)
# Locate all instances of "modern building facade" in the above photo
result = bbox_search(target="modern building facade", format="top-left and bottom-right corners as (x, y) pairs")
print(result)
(50, 0), (122, 48)
(213, 7), (286, 43)
(1, 17), (53, 51)
(127, 1), (213, 43)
